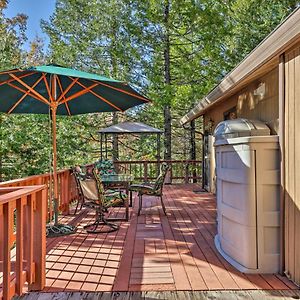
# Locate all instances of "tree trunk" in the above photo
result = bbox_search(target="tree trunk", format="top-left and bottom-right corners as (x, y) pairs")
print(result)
(110, 6), (119, 162)
(164, 106), (172, 160)
(112, 112), (119, 161)
(190, 119), (197, 183)
(163, 0), (172, 161)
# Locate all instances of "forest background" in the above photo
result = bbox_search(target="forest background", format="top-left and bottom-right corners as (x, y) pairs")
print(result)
(0, 0), (298, 181)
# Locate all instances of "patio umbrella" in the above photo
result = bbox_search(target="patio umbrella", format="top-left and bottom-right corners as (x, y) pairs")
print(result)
(0, 64), (149, 236)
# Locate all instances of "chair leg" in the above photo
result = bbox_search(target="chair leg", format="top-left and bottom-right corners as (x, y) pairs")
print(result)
(83, 210), (119, 233)
(80, 199), (84, 210)
(160, 195), (167, 215)
(74, 199), (80, 215)
(138, 193), (142, 216)
(74, 196), (84, 215)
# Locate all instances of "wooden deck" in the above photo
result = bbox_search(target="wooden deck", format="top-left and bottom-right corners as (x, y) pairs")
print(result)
(16, 290), (300, 300)
(43, 184), (298, 293)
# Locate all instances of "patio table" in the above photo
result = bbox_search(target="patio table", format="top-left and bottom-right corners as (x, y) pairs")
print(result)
(101, 174), (134, 221)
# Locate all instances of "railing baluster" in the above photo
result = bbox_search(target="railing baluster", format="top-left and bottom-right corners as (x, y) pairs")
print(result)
(3, 201), (13, 300)
(29, 189), (46, 291)
(0, 185), (50, 299)
(0, 204), (3, 261)
(67, 171), (72, 207)
(16, 196), (26, 295)
(143, 161), (148, 182)
(110, 160), (201, 184)
(24, 193), (34, 285)
(184, 161), (188, 184)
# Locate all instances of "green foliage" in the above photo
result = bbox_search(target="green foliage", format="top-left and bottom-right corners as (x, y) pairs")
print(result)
(1, 0), (300, 181)
(0, 0), (27, 69)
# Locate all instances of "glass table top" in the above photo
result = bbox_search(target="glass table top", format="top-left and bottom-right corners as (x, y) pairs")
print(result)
(100, 174), (134, 183)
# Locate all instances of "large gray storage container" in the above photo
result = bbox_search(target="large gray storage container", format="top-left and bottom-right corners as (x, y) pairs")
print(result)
(214, 119), (280, 273)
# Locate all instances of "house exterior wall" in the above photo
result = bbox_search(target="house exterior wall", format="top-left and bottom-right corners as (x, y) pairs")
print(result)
(203, 67), (280, 194)
(284, 44), (300, 285)
(204, 67), (279, 134)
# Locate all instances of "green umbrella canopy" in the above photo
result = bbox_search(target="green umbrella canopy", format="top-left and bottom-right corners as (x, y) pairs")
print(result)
(0, 64), (150, 115)
(0, 64), (150, 231)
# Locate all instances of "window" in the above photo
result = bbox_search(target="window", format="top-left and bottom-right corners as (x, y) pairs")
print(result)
(224, 106), (237, 120)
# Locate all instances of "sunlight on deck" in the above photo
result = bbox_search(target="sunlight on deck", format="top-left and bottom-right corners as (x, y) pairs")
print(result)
(43, 184), (297, 292)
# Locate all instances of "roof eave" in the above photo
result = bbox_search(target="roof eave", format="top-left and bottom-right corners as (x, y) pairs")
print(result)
(180, 7), (300, 125)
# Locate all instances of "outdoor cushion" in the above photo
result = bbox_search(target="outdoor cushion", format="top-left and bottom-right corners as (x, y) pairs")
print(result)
(94, 159), (116, 175)
(129, 183), (154, 191)
(80, 177), (127, 208)
(104, 190), (127, 207)
(129, 183), (160, 196)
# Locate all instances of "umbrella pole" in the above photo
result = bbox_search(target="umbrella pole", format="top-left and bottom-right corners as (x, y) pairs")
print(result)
(51, 106), (59, 225)
(46, 75), (76, 238)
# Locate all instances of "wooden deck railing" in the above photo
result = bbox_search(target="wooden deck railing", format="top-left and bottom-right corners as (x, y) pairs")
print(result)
(0, 169), (78, 222)
(115, 160), (202, 183)
(0, 185), (47, 300)
(0, 160), (202, 220)
(0, 159), (201, 299)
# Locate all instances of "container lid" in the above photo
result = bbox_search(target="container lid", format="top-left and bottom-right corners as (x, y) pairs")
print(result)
(213, 118), (270, 141)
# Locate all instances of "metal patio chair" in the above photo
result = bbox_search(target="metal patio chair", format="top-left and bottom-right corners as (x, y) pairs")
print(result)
(129, 162), (170, 216)
(73, 167), (127, 233)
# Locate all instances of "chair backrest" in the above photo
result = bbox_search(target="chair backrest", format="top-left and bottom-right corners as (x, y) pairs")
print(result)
(153, 162), (170, 193)
(72, 166), (85, 199)
(72, 167), (105, 205)
(80, 178), (99, 202)
(94, 159), (116, 176)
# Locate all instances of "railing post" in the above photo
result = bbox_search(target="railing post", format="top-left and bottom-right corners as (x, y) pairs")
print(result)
(68, 170), (73, 205)
(24, 194), (34, 285)
(29, 188), (46, 291)
(16, 196), (26, 295)
(0, 204), (3, 261)
(185, 161), (189, 184)
(192, 161), (197, 183)
(62, 171), (69, 215)
(143, 161), (148, 182)
(3, 201), (13, 300)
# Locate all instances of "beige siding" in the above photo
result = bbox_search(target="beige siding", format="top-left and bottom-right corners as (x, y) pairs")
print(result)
(204, 67), (279, 133)
(204, 98), (236, 131)
(203, 68), (280, 195)
(284, 45), (300, 285)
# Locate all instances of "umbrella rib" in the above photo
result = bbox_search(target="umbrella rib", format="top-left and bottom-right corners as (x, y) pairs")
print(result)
(9, 73), (50, 105)
(0, 72), (37, 86)
(91, 79), (150, 102)
(42, 73), (53, 102)
(7, 82), (50, 105)
(57, 77), (71, 116)
(57, 77), (79, 103)
(60, 82), (100, 104)
(7, 75), (45, 114)
(0, 69), (23, 75)
(72, 79), (123, 111)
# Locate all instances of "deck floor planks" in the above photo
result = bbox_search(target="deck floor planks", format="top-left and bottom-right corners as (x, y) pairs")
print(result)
(16, 290), (300, 300)
(163, 194), (209, 290)
(170, 188), (239, 290)
(178, 188), (257, 290)
(113, 202), (138, 291)
(175, 186), (268, 291)
(160, 213), (192, 290)
(5, 184), (299, 297)
(164, 190), (222, 290)
(170, 187), (247, 290)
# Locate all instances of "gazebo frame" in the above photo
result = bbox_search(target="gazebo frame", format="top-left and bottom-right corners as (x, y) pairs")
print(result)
(99, 122), (163, 164)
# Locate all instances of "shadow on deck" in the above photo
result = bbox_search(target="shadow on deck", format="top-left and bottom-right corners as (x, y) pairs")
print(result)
(43, 184), (298, 293)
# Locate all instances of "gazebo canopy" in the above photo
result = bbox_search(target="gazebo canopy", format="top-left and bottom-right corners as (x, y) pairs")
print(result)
(99, 122), (162, 134)
(99, 122), (162, 162)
